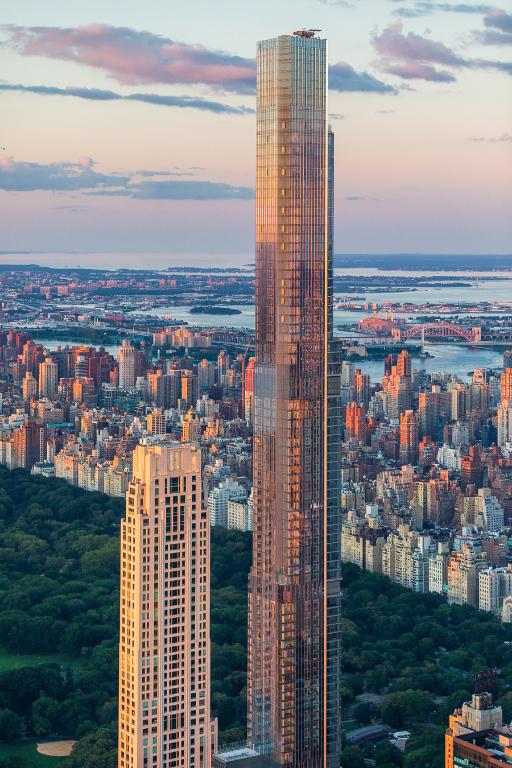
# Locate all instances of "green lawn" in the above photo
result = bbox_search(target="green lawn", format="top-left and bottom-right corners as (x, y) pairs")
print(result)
(0, 741), (66, 766)
(0, 648), (82, 674)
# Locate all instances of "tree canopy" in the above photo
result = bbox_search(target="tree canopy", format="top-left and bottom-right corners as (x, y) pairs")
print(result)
(0, 469), (251, 766)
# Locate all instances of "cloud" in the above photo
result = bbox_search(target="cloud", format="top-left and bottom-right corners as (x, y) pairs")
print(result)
(127, 181), (254, 200)
(53, 204), (92, 211)
(383, 61), (457, 80)
(470, 132), (512, 142)
(374, 20), (466, 65)
(0, 157), (128, 192)
(329, 62), (398, 92)
(373, 20), (512, 80)
(329, 112), (345, 119)
(316, 0), (355, 6)
(2, 23), (397, 97)
(487, 60), (512, 72)
(0, 82), (253, 115)
(132, 168), (194, 177)
(2, 23), (257, 93)
(475, 8), (512, 44)
(88, 181), (254, 200)
(344, 195), (381, 201)
(485, 7), (512, 32)
(0, 156), (255, 200)
(393, 2), (493, 18)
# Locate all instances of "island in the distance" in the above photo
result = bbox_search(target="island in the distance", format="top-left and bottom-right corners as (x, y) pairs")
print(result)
(189, 305), (242, 315)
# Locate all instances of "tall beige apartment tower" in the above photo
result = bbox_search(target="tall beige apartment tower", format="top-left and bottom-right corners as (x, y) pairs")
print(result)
(38, 357), (58, 400)
(248, 30), (342, 768)
(118, 438), (217, 768)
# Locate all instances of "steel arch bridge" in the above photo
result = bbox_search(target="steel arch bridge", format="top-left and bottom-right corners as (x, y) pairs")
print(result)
(397, 322), (481, 343)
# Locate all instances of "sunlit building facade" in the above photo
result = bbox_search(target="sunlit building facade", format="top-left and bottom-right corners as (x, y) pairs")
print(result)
(248, 31), (342, 768)
(118, 438), (217, 768)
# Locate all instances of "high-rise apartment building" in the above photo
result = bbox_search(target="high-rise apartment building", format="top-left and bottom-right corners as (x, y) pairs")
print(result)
(182, 407), (201, 443)
(21, 340), (44, 376)
(216, 351), (231, 386)
(243, 356), (255, 424)
(118, 439), (217, 768)
(148, 370), (181, 409)
(198, 359), (216, 395)
(446, 693), (508, 768)
(12, 419), (47, 471)
(146, 407), (166, 436)
(479, 565), (512, 614)
(207, 479), (247, 528)
(22, 372), (38, 401)
(399, 410), (419, 465)
(354, 369), (371, 407)
(501, 368), (512, 402)
(386, 373), (411, 420)
(396, 350), (411, 378)
(447, 544), (488, 607)
(418, 388), (442, 441)
(181, 370), (198, 407)
(118, 341), (145, 391)
(74, 346), (93, 379)
(38, 357), (58, 400)
(248, 31), (342, 768)
(345, 402), (366, 443)
(497, 400), (512, 447)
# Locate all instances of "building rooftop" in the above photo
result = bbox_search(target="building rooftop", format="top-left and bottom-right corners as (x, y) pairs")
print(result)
(346, 723), (393, 745)
(215, 747), (260, 760)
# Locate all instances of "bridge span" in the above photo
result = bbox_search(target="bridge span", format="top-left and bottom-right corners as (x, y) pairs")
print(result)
(392, 322), (481, 343)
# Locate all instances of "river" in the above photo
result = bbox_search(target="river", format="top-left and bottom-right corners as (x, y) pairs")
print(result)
(32, 265), (512, 383)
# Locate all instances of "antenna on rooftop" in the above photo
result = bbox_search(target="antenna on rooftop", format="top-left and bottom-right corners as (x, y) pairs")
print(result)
(293, 28), (322, 38)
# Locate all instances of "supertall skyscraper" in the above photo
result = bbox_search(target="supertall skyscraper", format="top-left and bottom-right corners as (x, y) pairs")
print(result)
(248, 31), (342, 768)
(118, 438), (217, 768)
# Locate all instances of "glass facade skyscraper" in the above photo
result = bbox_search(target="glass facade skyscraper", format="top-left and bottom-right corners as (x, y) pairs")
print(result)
(248, 31), (342, 768)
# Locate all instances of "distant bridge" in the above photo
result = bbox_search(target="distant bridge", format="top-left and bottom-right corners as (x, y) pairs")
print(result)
(393, 322), (481, 343)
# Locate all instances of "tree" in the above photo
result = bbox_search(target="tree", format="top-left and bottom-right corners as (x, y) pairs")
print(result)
(0, 709), (21, 741)
(379, 690), (435, 729)
(404, 744), (441, 768)
(352, 701), (377, 725)
(31, 696), (60, 736)
(374, 741), (404, 767)
(63, 727), (117, 768)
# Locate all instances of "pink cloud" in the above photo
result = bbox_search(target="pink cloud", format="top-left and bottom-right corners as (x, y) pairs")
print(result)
(384, 61), (456, 82)
(4, 23), (257, 93)
(373, 20), (467, 81)
(374, 20), (466, 64)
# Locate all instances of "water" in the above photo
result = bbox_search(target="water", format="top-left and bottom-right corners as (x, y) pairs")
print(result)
(333, 268), (512, 304)
(134, 304), (255, 329)
(0, 252), (250, 270)
(32, 329), (507, 386)
(24, 264), (512, 381)
(355, 344), (504, 383)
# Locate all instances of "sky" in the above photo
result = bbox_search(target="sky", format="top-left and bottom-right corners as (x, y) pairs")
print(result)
(0, 0), (511, 265)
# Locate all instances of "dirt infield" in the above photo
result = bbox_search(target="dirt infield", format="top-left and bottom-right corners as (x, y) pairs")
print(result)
(36, 740), (76, 757)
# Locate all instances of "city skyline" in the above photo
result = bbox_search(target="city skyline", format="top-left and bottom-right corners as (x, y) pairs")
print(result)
(0, 269), (511, 764)
(0, 5), (512, 766)
(1, 0), (511, 260)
